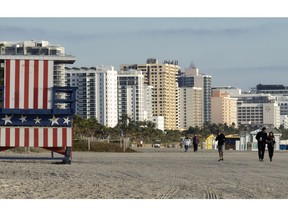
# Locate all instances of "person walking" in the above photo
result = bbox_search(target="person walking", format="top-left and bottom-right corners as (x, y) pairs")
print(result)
(267, 131), (276, 162)
(215, 130), (226, 161)
(256, 127), (267, 162)
(183, 136), (191, 152)
(193, 135), (199, 152)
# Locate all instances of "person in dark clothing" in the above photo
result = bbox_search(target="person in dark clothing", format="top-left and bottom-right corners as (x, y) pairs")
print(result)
(215, 130), (226, 161)
(193, 135), (199, 152)
(256, 127), (267, 162)
(267, 131), (276, 162)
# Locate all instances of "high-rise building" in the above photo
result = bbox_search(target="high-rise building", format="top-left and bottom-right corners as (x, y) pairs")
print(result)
(178, 65), (212, 123)
(179, 87), (203, 129)
(121, 58), (180, 130)
(117, 70), (145, 122)
(0, 40), (69, 87)
(253, 84), (288, 126)
(143, 85), (153, 121)
(66, 66), (118, 128)
(254, 84), (288, 95)
(211, 89), (238, 127)
(212, 86), (242, 96)
(235, 94), (280, 128)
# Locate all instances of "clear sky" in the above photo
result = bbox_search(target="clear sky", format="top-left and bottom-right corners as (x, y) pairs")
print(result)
(1, 2), (288, 91)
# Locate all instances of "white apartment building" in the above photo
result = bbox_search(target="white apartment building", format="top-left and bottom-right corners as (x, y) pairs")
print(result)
(143, 85), (153, 121)
(276, 95), (288, 116)
(211, 89), (238, 127)
(236, 94), (280, 128)
(66, 66), (118, 128)
(152, 116), (164, 131)
(280, 115), (288, 128)
(117, 70), (145, 122)
(0, 40), (69, 87)
(179, 87), (203, 129)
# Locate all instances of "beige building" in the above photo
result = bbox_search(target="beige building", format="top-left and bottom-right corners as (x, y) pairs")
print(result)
(180, 87), (203, 129)
(211, 89), (238, 127)
(179, 65), (212, 123)
(121, 59), (180, 130)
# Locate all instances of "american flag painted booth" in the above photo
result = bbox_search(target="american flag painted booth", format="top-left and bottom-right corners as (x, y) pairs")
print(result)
(0, 56), (76, 163)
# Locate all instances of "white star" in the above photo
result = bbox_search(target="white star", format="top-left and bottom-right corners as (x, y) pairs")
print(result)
(34, 116), (41, 124)
(2, 115), (13, 125)
(49, 115), (59, 126)
(63, 117), (71, 125)
(19, 115), (27, 123)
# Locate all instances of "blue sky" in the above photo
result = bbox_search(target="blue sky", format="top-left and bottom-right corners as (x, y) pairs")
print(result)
(1, 4), (288, 91)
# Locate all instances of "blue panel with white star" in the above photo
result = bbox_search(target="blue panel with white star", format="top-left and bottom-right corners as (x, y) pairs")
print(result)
(0, 114), (73, 127)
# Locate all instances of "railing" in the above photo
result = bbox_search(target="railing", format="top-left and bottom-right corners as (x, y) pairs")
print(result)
(0, 86), (77, 115)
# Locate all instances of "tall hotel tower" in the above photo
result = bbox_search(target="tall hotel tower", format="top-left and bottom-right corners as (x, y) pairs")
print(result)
(178, 64), (212, 124)
(121, 59), (180, 130)
(117, 70), (145, 122)
(66, 66), (118, 128)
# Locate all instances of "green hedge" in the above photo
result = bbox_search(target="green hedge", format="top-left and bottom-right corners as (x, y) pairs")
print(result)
(73, 140), (136, 152)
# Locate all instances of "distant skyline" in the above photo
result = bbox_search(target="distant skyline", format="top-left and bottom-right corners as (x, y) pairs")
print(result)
(1, 17), (288, 91)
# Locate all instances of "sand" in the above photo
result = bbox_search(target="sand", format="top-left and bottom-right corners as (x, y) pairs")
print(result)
(0, 148), (287, 199)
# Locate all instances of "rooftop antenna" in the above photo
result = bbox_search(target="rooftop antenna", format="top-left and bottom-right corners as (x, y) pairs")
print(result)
(189, 61), (196, 68)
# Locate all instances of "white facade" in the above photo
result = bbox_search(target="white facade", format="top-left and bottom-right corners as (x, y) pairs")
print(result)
(280, 115), (288, 128)
(179, 87), (203, 129)
(240, 128), (282, 151)
(143, 85), (153, 121)
(66, 66), (118, 128)
(263, 103), (281, 128)
(236, 93), (281, 128)
(117, 70), (145, 122)
(152, 116), (164, 131)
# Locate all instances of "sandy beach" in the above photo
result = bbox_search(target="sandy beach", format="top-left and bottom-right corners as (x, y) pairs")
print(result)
(0, 148), (288, 199)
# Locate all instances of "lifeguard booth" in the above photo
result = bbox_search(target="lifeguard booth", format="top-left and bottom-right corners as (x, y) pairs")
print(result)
(0, 41), (76, 163)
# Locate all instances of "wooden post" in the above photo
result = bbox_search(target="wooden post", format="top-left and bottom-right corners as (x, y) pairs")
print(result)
(88, 138), (91, 151)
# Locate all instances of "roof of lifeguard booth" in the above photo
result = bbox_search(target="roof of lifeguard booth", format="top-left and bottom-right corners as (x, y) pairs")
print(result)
(250, 127), (282, 135)
(0, 55), (76, 64)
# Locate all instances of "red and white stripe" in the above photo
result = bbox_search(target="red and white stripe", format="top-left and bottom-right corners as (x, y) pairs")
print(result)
(0, 127), (72, 148)
(4, 59), (54, 109)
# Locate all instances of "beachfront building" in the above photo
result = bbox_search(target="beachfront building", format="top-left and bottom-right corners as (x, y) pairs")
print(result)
(211, 89), (238, 127)
(252, 84), (288, 128)
(120, 58), (180, 130)
(212, 86), (242, 96)
(0, 40), (69, 87)
(143, 85), (153, 122)
(66, 66), (118, 128)
(178, 64), (212, 123)
(152, 116), (165, 131)
(117, 70), (145, 122)
(179, 87), (203, 129)
(280, 115), (288, 128)
(255, 84), (288, 112)
(254, 84), (288, 95)
(235, 94), (280, 128)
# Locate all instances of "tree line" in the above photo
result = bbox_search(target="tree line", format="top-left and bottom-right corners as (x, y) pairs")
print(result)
(73, 115), (288, 144)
